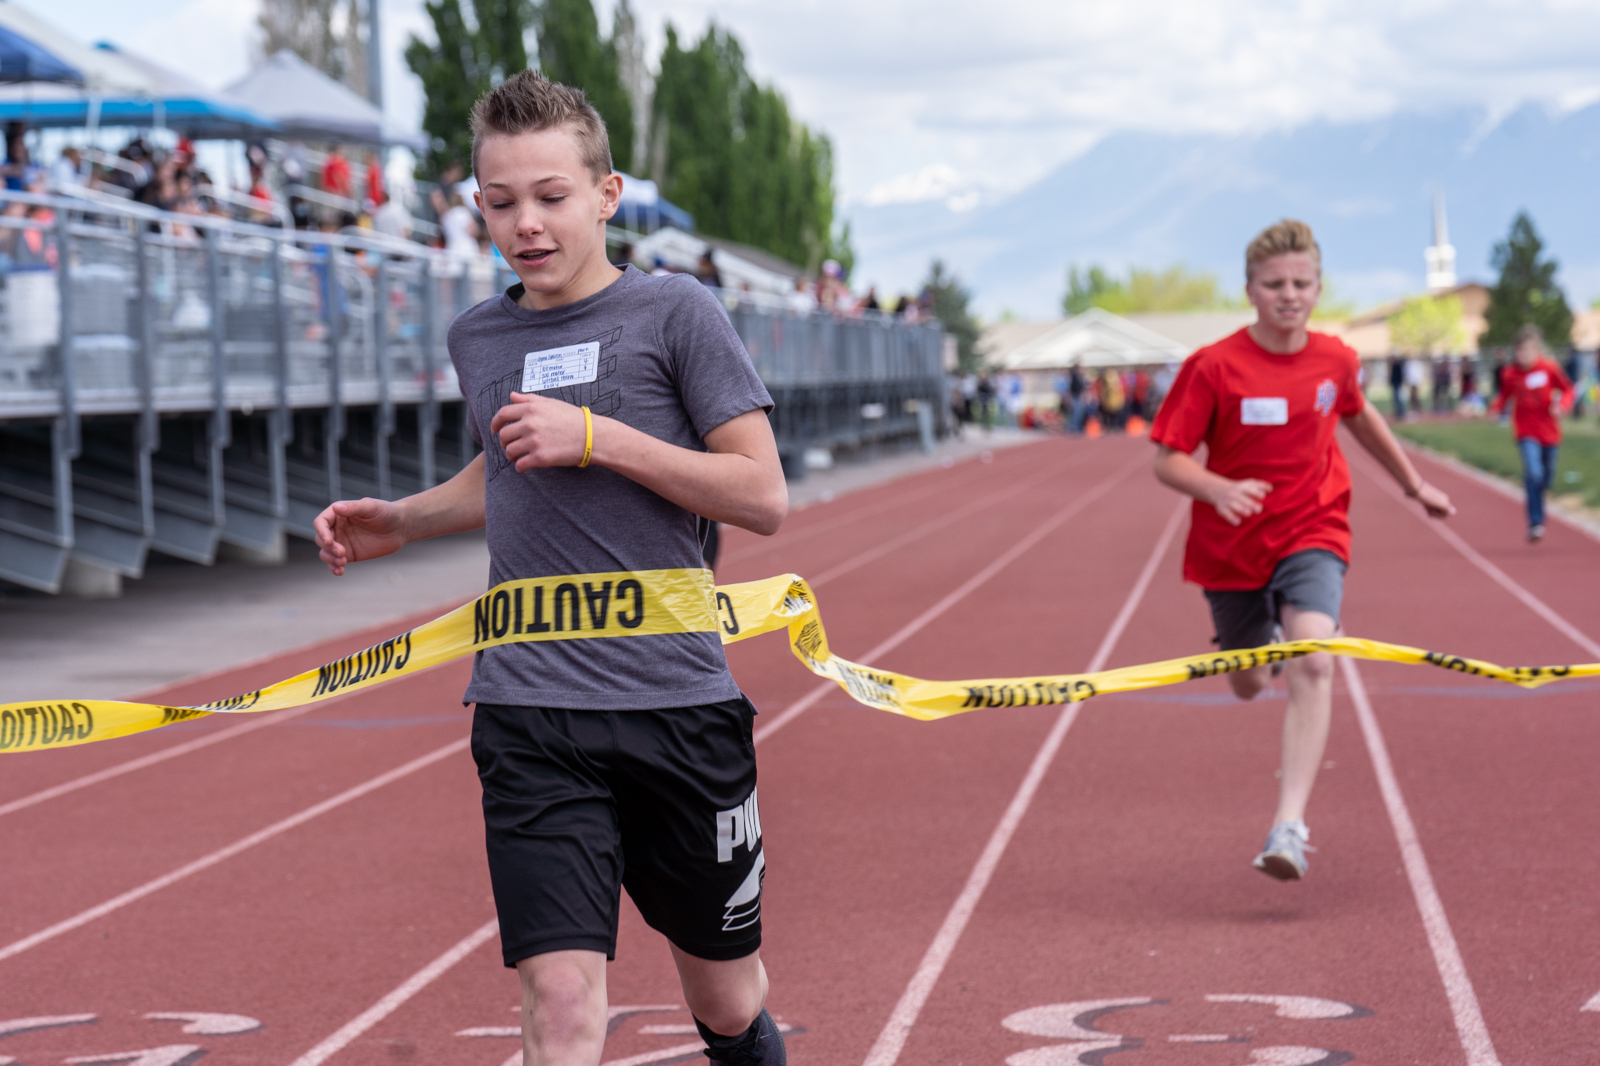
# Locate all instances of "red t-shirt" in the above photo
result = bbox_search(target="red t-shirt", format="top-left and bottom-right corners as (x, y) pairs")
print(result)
(1150, 328), (1366, 590)
(322, 154), (352, 198)
(1493, 358), (1571, 446)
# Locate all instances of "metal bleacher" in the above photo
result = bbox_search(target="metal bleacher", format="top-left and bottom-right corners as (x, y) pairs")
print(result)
(0, 189), (947, 596)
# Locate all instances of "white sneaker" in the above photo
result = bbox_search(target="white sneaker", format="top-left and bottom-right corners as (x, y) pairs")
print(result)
(1253, 819), (1313, 881)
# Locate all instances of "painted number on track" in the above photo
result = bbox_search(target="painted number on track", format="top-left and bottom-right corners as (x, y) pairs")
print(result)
(1002, 995), (1370, 1065)
(0, 1012), (261, 1065)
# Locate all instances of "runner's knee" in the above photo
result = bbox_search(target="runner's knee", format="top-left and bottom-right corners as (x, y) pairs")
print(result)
(1228, 665), (1271, 701)
(691, 990), (765, 1038)
(518, 952), (606, 1042)
(1290, 650), (1334, 685)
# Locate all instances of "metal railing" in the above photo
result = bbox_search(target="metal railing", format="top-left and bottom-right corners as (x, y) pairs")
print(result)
(0, 188), (947, 595)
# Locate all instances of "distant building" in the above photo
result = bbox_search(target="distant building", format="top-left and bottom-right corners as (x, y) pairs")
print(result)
(1332, 283), (1490, 357)
(1425, 191), (1457, 293)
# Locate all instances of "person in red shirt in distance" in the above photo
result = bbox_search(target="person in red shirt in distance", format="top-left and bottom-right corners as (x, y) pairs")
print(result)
(1151, 219), (1455, 881)
(1492, 324), (1572, 541)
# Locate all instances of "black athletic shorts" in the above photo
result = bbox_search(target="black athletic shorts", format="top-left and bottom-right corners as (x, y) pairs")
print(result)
(471, 696), (765, 967)
(1204, 548), (1347, 651)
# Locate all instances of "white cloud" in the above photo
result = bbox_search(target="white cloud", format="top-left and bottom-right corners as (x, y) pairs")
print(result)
(859, 163), (998, 211)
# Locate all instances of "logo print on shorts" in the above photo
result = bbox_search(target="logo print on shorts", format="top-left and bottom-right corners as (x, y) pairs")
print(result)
(1314, 378), (1338, 416)
(715, 788), (762, 862)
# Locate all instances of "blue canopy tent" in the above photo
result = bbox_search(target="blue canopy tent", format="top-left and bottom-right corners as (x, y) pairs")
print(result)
(0, 24), (82, 84)
(0, 43), (280, 140)
(613, 172), (695, 234)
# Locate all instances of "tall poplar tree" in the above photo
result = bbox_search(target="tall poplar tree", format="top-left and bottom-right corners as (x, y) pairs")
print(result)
(532, 0), (634, 173)
(405, 0), (530, 177)
(1482, 212), (1573, 350)
(652, 21), (846, 271)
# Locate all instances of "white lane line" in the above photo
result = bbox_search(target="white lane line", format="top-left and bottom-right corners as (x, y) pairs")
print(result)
(286, 919), (501, 1066)
(859, 499), (1187, 1066)
(754, 450), (1150, 746)
(1357, 456), (1600, 659)
(0, 706), (319, 820)
(0, 737), (470, 964)
(802, 448), (1094, 588)
(1342, 657), (1500, 1066)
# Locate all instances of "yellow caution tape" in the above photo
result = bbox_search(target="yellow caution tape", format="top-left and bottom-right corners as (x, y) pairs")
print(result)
(3, 570), (1595, 754)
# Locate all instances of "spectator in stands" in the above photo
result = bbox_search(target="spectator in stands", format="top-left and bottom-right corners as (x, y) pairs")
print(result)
(2, 123), (36, 191)
(975, 373), (997, 431)
(788, 277), (817, 314)
(1403, 356), (1426, 420)
(1066, 365), (1089, 433)
(321, 145), (356, 227)
(1099, 367), (1126, 429)
(1129, 368), (1151, 419)
(364, 150), (387, 212)
(50, 147), (81, 190)
(1432, 357), (1453, 413)
(696, 250), (723, 289)
(110, 138), (153, 196)
(861, 285), (880, 312)
(1458, 358), (1484, 414)
(440, 190), (480, 262)
(1388, 354), (1407, 418)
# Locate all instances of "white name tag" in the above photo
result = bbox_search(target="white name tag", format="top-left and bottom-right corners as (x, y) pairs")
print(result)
(522, 342), (600, 393)
(1525, 370), (1549, 389)
(1240, 397), (1289, 425)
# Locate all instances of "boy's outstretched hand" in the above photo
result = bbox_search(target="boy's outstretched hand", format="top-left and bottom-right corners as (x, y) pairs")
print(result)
(1211, 477), (1273, 526)
(493, 391), (589, 472)
(1409, 481), (1455, 519)
(314, 497), (407, 575)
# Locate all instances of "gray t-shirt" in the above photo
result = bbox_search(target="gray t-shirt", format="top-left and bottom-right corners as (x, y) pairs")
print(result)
(448, 266), (772, 710)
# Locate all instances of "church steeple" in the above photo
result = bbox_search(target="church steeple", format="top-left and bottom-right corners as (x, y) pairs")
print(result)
(1425, 190), (1457, 293)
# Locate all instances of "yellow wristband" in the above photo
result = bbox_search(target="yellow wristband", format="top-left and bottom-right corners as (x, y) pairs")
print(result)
(579, 406), (593, 468)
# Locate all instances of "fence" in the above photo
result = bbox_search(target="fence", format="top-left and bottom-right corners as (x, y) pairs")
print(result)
(0, 190), (947, 595)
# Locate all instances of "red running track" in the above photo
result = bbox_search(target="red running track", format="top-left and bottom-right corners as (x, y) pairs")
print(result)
(3, 434), (1599, 1066)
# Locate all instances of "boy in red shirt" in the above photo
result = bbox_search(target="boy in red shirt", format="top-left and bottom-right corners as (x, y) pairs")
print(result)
(1492, 324), (1572, 541)
(1151, 220), (1455, 880)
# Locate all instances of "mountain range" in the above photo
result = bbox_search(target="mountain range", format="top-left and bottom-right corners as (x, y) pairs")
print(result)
(844, 102), (1600, 320)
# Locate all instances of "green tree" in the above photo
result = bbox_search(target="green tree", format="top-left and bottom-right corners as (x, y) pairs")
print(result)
(532, 0), (633, 173)
(1389, 295), (1466, 355)
(1482, 212), (1573, 349)
(653, 21), (841, 270)
(922, 260), (981, 373)
(1063, 265), (1119, 315)
(405, 0), (531, 177)
(1062, 264), (1241, 315)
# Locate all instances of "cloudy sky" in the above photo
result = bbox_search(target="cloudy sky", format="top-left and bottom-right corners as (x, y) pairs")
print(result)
(25, 0), (1600, 208)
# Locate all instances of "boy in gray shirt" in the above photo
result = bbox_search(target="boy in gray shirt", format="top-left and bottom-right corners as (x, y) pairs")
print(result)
(314, 71), (788, 1066)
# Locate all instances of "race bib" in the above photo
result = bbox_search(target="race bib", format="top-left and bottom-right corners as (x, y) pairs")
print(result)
(1525, 370), (1549, 389)
(1240, 397), (1289, 425)
(522, 342), (600, 393)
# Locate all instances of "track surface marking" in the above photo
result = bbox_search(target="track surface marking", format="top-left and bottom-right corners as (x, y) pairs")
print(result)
(5, 436), (1600, 1065)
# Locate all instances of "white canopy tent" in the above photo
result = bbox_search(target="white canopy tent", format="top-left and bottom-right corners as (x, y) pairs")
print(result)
(1000, 307), (1189, 370)
(225, 50), (425, 150)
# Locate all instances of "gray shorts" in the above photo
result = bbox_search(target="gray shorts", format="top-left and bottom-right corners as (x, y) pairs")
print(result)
(1203, 549), (1347, 651)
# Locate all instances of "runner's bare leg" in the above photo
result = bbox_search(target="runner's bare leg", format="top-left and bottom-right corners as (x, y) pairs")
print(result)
(516, 949), (608, 1066)
(1273, 603), (1337, 825)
